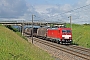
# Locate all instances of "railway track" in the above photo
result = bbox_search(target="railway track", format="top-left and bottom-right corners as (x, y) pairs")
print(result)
(67, 45), (90, 56)
(24, 33), (90, 60)
(33, 37), (90, 60)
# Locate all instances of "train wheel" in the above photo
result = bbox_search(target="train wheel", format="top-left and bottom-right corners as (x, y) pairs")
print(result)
(57, 40), (60, 44)
(60, 42), (63, 45)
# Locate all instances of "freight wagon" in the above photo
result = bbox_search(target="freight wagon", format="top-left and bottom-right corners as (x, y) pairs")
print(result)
(24, 27), (38, 37)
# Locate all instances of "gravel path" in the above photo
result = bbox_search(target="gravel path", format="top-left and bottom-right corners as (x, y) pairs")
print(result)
(26, 37), (62, 60)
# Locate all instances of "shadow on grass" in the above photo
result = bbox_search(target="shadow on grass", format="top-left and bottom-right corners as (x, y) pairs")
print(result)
(72, 42), (79, 46)
(64, 42), (79, 46)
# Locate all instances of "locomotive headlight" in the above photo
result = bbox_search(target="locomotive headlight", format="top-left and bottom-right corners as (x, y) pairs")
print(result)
(70, 40), (72, 41)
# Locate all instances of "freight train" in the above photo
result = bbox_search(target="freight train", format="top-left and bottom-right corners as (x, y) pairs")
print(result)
(24, 27), (72, 44)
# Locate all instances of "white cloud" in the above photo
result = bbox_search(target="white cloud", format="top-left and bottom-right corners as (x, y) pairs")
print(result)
(34, 5), (52, 14)
(0, 0), (27, 18)
(31, 0), (90, 24)
(32, 4), (73, 23)
(0, 0), (90, 24)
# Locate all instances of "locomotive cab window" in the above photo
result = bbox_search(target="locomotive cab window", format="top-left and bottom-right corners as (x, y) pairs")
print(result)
(62, 30), (66, 33)
(67, 30), (71, 33)
(62, 30), (71, 33)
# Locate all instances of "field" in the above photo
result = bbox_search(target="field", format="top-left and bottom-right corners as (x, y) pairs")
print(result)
(66, 24), (90, 48)
(0, 25), (54, 60)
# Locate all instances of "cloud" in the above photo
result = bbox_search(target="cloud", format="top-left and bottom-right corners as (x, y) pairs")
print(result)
(70, 0), (90, 24)
(0, 0), (27, 18)
(0, 0), (90, 24)
(33, 4), (73, 22)
(19, 4), (42, 21)
(31, 0), (90, 24)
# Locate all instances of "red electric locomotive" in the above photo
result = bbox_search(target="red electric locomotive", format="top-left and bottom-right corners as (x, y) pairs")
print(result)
(47, 28), (72, 44)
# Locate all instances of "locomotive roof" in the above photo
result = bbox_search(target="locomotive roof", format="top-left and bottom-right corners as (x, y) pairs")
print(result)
(48, 27), (71, 30)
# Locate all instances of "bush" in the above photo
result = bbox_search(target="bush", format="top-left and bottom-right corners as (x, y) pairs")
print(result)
(5, 25), (19, 32)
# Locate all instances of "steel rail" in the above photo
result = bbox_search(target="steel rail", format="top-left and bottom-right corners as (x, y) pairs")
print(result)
(34, 38), (90, 60)
(67, 45), (90, 53)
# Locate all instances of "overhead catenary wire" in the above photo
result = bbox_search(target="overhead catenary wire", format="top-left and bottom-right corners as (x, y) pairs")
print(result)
(43, 4), (90, 20)
(29, 3), (90, 24)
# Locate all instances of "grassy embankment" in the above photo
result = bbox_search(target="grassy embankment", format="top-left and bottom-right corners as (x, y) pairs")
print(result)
(66, 24), (90, 48)
(0, 25), (54, 60)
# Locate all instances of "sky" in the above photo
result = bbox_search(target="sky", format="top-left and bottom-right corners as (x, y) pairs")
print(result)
(27, 0), (78, 5)
(0, 0), (90, 24)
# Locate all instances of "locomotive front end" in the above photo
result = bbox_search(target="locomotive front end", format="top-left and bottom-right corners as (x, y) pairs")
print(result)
(61, 28), (72, 44)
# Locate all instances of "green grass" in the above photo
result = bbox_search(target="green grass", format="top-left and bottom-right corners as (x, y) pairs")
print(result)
(0, 25), (54, 60)
(16, 32), (28, 41)
(66, 23), (90, 48)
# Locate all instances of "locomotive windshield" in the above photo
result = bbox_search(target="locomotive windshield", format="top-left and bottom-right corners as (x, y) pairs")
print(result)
(62, 30), (71, 33)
